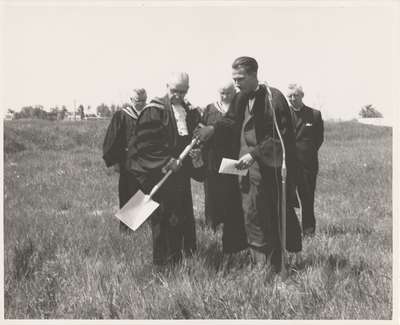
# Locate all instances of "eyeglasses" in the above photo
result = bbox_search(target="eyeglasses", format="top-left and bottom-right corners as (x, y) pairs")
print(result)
(169, 88), (188, 95)
(131, 98), (147, 103)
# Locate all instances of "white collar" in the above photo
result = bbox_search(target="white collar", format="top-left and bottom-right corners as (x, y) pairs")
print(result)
(215, 101), (229, 114)
(122, 106), (139, 119)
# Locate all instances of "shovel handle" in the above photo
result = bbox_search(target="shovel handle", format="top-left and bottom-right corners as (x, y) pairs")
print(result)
(148, 137), (199, 199)
(177, 137), (199, 162)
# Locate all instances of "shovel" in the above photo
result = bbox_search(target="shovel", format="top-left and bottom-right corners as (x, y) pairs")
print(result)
(115, 137), (199, 231)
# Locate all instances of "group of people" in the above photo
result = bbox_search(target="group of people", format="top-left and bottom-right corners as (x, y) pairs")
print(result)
(103, 56), (324, 273)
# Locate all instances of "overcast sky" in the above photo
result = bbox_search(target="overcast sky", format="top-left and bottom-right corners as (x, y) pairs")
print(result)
(1, 1), (399, 120)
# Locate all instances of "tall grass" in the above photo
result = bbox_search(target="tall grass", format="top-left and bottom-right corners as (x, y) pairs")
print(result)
(3, 119), (392, 319)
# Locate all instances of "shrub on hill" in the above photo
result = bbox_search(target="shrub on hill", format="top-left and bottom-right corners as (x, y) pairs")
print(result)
(359, 105), (383, 118)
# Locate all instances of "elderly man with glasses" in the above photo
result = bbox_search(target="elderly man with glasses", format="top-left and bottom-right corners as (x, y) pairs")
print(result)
(128, 72), (204, 267)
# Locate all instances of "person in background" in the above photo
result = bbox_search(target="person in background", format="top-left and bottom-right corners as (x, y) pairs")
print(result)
(287, 83), (324, 236)
(195, 57), (302, 273)
(102, 88), (147, 233)
(200, 81), (247, 257)
(128, 72), (204, 267)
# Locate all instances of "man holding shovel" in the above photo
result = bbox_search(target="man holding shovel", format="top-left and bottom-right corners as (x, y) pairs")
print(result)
(127, 72), (204, 266)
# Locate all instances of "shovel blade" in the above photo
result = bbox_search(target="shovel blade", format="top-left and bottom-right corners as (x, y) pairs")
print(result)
(115, 190), (159, 231)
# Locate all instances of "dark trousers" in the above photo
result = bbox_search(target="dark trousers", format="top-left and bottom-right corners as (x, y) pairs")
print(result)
(204, 172), (247, 253)
(118, 168), (140, 233)
(241, 167), (302, 272)
(150, 170), (197, 266)
(151, 208), (196, 266)
(296, 169), (317, 233)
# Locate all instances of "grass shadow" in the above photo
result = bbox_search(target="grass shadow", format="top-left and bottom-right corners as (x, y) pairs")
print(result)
(321, 223), (373, 237)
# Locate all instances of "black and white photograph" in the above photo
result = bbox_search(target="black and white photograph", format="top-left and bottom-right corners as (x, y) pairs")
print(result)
(1, 0), (399, 322)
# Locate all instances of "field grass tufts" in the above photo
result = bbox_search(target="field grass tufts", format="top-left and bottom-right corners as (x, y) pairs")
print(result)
(3, 119), (392, 319)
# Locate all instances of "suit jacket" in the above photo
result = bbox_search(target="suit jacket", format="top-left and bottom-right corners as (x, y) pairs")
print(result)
(290, 105), (324, 173)
(214, 84), (298, 205)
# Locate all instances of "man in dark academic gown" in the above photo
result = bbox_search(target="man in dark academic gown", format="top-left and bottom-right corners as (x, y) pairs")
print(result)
(102, 88), (147, 233)
(128, 72), (204, 266)
(200, 81), (247, 255)
(287, 84), (324, 236)
(195, 57), (302, 272)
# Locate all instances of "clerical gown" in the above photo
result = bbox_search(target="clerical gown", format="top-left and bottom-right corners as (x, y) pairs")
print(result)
(213, 85), (302, 270)
(128, 95), (204, 266)
(201, 102), (247, 253)
(102, 107), (141, 209)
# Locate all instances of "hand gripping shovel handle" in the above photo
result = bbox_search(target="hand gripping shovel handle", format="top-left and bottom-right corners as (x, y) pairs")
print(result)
(148, 137), (199, 199)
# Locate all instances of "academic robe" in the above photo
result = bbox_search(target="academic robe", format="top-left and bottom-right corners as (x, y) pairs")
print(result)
(102, 108), (141, 232)
(201, 102), (247, 253)
(128, 95), (204, 266)
(290, 105), (324, 233)
(213, 84), (302, 270)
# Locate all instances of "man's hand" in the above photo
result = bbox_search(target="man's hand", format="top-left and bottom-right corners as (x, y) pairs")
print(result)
(194, 125), (215, 143)
(235, 153), (255, 170)
(162, 158), (182, 174)
(189, 148), (204, 168)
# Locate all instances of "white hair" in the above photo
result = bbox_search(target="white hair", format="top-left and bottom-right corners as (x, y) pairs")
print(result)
(288, 83), (304, 96)
(218, 80), (235, 92)
(167, 72), (189, 87)
(131, 88), (147, 100)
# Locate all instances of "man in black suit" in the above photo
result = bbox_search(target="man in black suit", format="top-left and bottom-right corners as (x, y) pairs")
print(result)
(287, 84), (324, 236)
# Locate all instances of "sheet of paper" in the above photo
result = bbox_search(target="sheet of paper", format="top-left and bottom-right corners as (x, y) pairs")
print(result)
(218, 158), (248, 176)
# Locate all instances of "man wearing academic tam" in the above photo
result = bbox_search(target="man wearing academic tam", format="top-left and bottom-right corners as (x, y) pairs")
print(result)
(195, 57), (302, 272)
(128, 72), (204, 266)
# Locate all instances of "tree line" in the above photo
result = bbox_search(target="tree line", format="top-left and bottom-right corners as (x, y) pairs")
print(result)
(7, 103), (383, 120)
(7, 103), (130, 120)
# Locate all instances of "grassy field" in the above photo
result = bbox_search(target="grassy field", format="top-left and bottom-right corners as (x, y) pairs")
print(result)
(3, 118), (393, 319)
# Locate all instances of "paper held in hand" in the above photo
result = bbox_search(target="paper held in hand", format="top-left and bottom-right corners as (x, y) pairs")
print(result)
(218, 158), (249, 176)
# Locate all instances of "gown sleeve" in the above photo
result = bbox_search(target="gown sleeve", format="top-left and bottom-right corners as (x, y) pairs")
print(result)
(102, 110), (125, 167)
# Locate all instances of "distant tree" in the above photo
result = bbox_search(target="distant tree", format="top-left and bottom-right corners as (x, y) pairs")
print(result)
(34, 105), (47, 119)
(110, 104), (117, 114)
(20, 106), (35, 118)
(18, 105), (47, 119)
(96, 103), (111, 117)
(48, 106), (60, 121)
(359, 105), (383, 118)
(77, 105), (85, 119)
(5, 109), (15, 120)
(60, 105), (68, 120)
